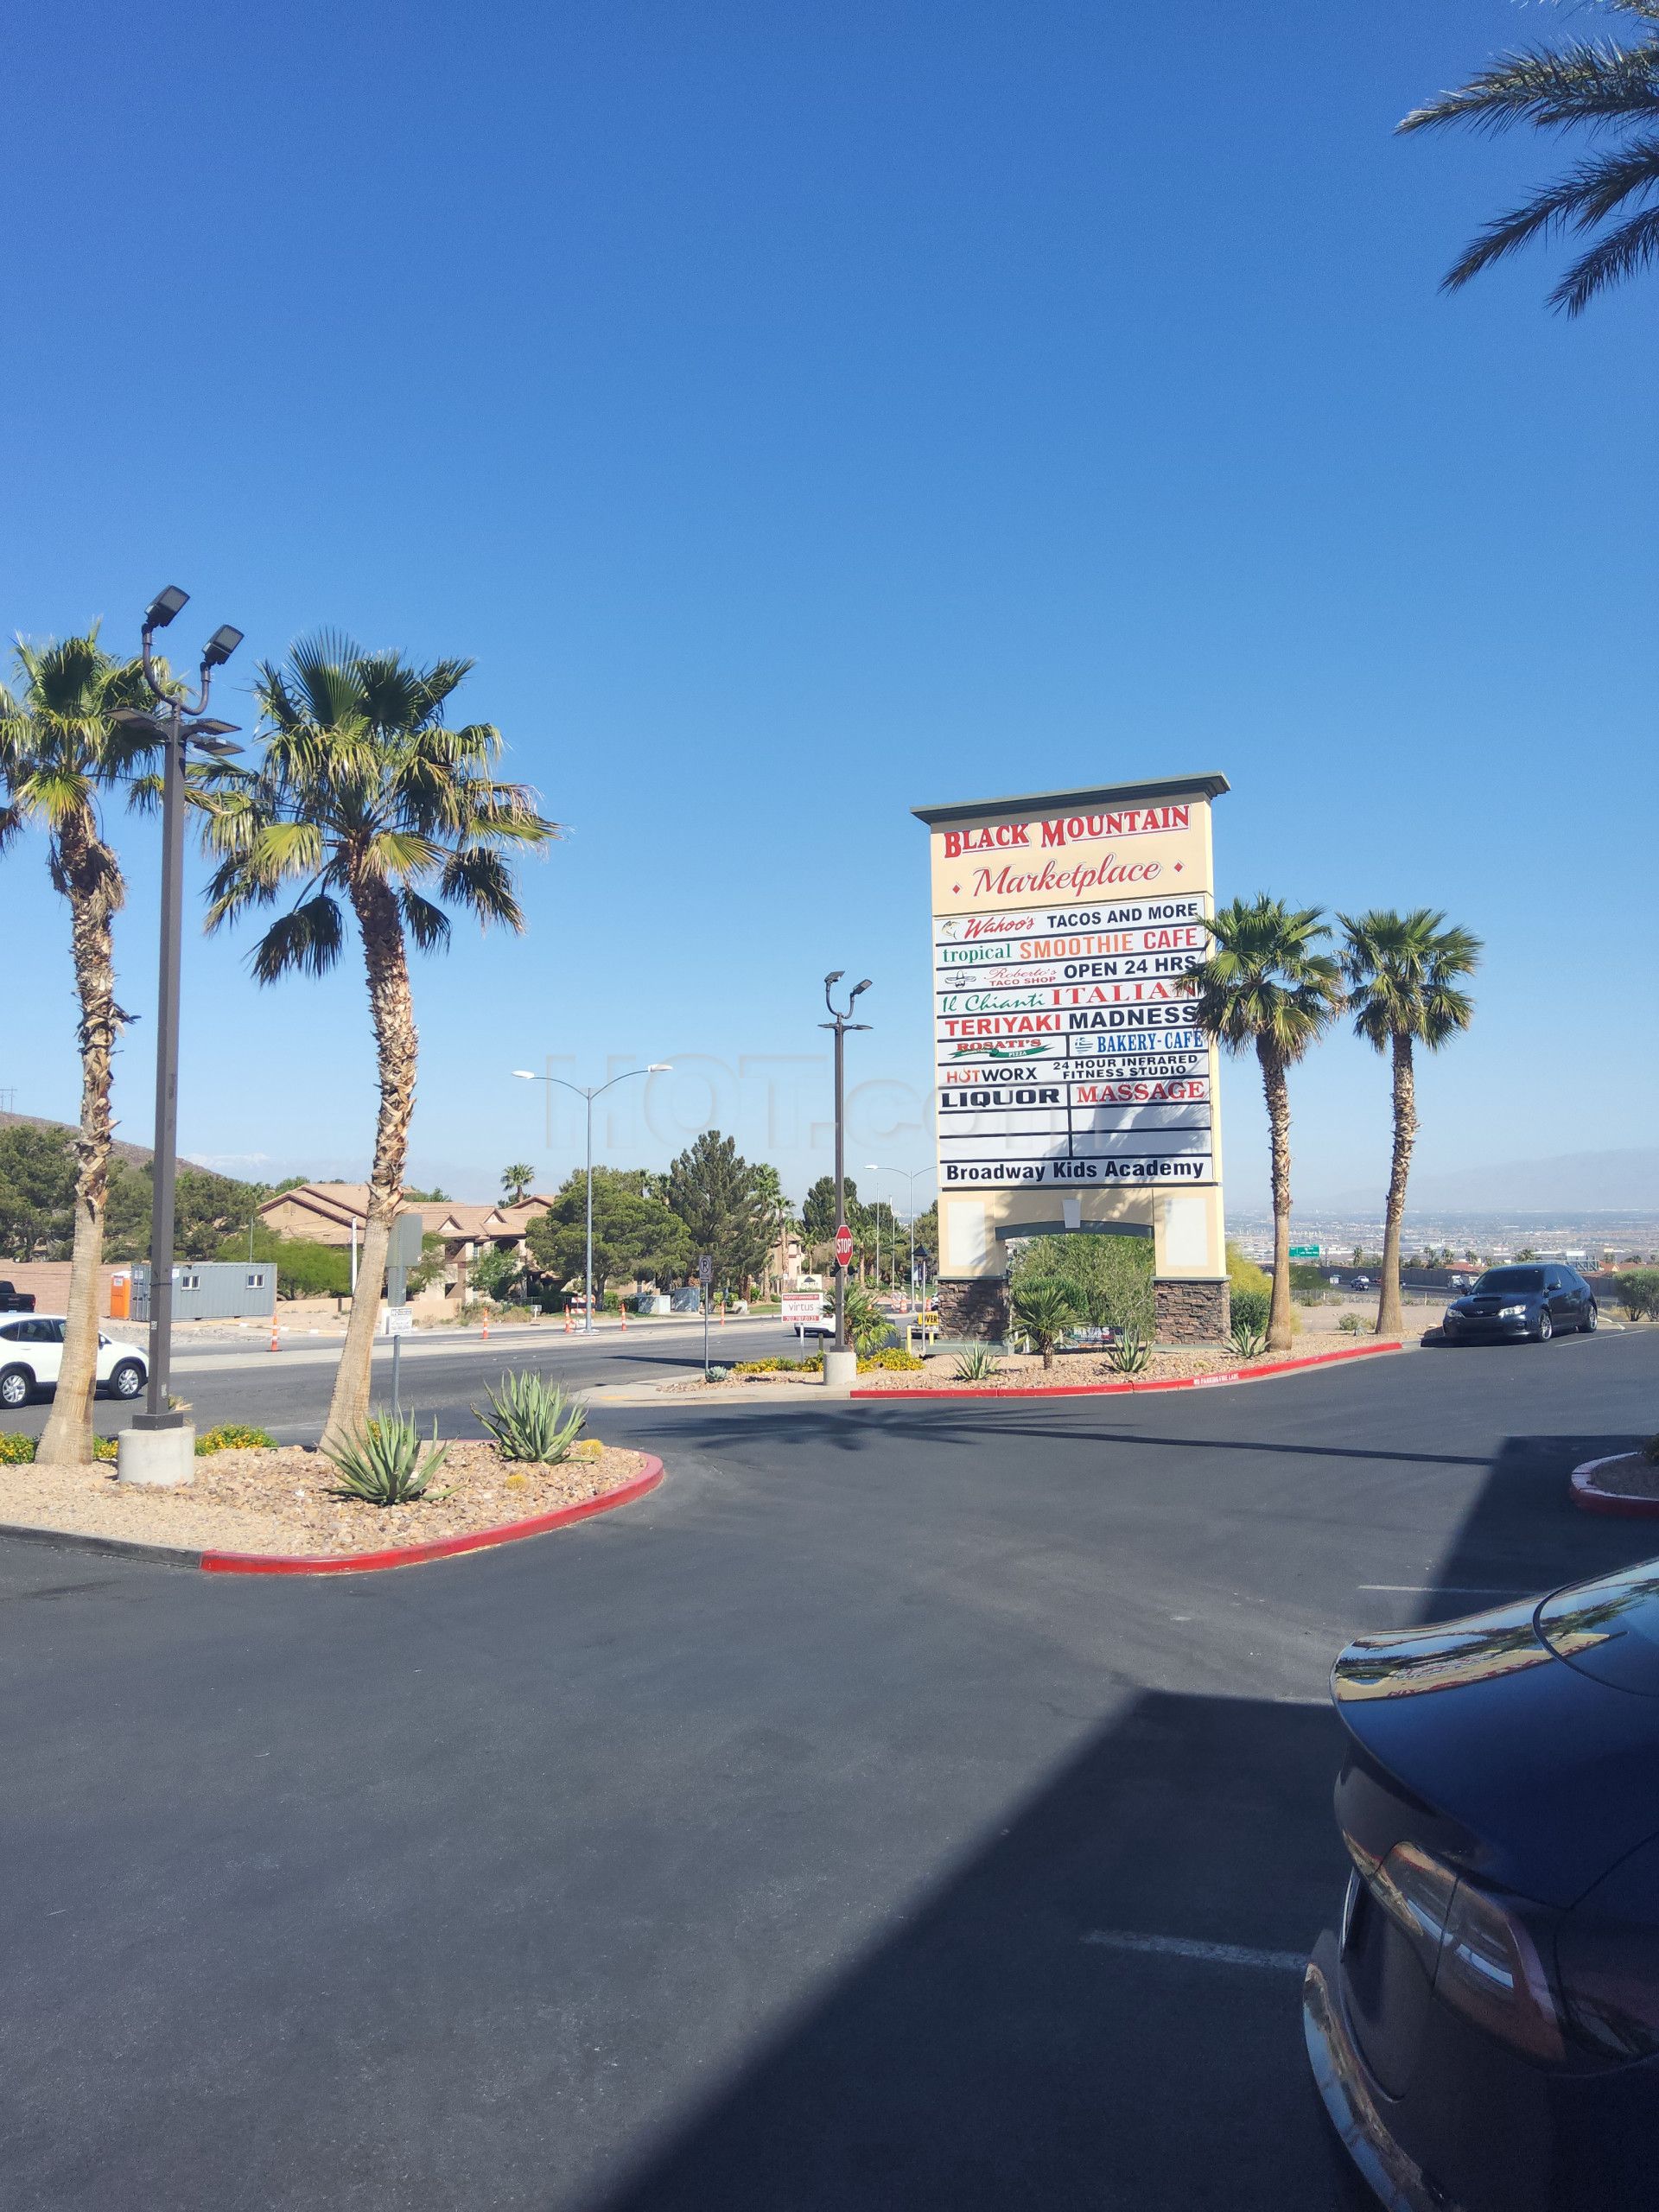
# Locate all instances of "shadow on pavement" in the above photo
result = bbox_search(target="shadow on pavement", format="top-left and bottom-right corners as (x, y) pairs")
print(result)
(1414, 1430), (1658, 1624)
(591, 1688), (1351, 2212)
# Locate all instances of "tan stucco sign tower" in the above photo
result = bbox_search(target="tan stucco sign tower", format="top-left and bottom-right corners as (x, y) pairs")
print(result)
(913, 773), (1230, 1344)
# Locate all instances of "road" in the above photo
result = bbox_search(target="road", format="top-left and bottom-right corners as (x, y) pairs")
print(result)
(3, 1330), (1655, 2209)
(1, 1314), (800, 1444)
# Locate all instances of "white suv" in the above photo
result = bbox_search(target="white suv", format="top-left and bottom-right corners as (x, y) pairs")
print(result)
(0, 1317), (148, 1409)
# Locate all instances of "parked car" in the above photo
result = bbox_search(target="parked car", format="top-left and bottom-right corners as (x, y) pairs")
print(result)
(1306, 1560), (1659, 2210)
(1441, 1264), (1596, 1345)
(0, 1281), (36, 1313)
(0, 1317), (147, 1408)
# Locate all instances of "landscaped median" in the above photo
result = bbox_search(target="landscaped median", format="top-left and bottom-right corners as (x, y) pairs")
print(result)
(848, 1337), (1406, 1399)
(0, 1437), (662, 1574)
(1571, 1447), (1659, 1521)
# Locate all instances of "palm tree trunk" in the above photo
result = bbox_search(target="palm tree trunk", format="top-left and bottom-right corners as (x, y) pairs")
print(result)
(1259, 1044), (1295, 1352)
(1376, 1032), (1417, 1340)
(38, 823), (122, 1466)
(322, 880), (417, 1452)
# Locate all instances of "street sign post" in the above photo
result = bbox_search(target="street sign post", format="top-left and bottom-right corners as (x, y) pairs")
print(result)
(699, 1255), (714, 1375)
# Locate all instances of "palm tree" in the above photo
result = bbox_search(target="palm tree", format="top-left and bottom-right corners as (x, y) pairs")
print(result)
(500, 1162), (534, 1206)
(0, 633), (158, 1463)
(1011, 1277), (1077, 1370)
(1185, 896), (1345, 1351)
(1400, 1), (1659, 315)
(1340, 912), (1480, 1341)
(201, 634), (558, 1447)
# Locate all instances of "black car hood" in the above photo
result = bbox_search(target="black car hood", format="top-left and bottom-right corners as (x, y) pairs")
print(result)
(1332, 1597), (1659, 1905)
(1447, 1294), (1535, 1314)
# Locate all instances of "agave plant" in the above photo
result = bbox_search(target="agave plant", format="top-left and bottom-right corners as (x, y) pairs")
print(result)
(1107, 1331), (1154, 1376)
(324, 1414), (448, 1506)
(952, 1344), (1002, 1382)
(474, 1371), (587, 1463)
(1229, 1324), (1269, 1361)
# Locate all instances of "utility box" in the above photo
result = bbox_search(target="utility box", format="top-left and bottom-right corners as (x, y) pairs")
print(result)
(130, 1261), (278, 1324)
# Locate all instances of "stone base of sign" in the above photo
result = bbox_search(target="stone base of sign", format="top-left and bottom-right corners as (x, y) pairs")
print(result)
(937, 1278), (1011, 1344)
(823, 1350), (858, 1389)
(118, 1421), (197, 1488)
(1154, 1276), (1230, 1345)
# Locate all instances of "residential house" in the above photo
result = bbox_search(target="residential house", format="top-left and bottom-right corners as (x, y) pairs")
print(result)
(429, 1197), (556, 1301)
(255, 1183), (425, 1248)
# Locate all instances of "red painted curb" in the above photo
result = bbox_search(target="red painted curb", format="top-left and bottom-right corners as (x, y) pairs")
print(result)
(849, 1340), (1406, 1402)
(198, 1456), (664, 1576)
(1570, 1455), (1659, 1521)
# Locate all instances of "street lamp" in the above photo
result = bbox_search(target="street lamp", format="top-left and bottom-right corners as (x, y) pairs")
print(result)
(512, 1065), (671, 1332)
(863, 1162), (935, 1301)
(820, 973), (871, 1362)
(123, 586), (244, 1478)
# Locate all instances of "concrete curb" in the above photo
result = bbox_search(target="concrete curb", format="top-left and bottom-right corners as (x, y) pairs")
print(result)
(0, 1456), (665, 1578)
(848, 1339), (1407, 1402)
(1570, 1452), (1659, 1520)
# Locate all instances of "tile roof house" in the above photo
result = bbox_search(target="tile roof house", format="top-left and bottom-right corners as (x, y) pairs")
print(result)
(254, 1183), (427, 1248)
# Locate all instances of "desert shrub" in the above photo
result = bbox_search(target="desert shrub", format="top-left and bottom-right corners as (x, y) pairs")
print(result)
(474, 1373), (586, 1463)
(324, 1415), (447, 1506)
(953, 1345), (1001, 1382)
(856, 1348), (924, 1372)
(1230, 1287), (1270, 1335)
(1615, 1270), (1659, 1321)
(1230, 1323), (1268, 1358)
(1336, 1313), (1366, 1336)
(842, 1287), (892, 1355)
(706, 1364), (731, 1382)
(732, 1356), (821, 1374)
(1011, 1232), (1154, 1338)
(196, 1423), (276, 1454)
(92, 1435), (118, 1461)
(1106, 1330), (1153, 1376)
(0, 1432), (35, 1463)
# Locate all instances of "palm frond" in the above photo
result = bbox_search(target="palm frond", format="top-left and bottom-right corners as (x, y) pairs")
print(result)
(1440, 137), (1659, 289)
(248, 894), (346, 983)
(1551, 196), (1659, 306)
(398, 887), (452, 952)
(1400, 39), (1659, 137)
(439, 845), (524, 930)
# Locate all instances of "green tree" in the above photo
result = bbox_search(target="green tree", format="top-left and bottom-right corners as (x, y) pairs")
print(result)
(800, 1173), (847, 1248)
(1010, 1232), (1154, 1339)
(1340, 910), (1480, 1340)
(0, 633), (159, 1462)
(664, 1130), (769, 1294)
(1011, 1277), (1077, 1370)
(0, 1124), (77, 1260)
(750, 1163), (796, 1294)
(201, 633), (558, 1448)
(1400, 1), (1659, 315)
(525, 1166), (691, 1295)
(1185, 896), (1345, 1351)
(500, 1162), (534, 1205)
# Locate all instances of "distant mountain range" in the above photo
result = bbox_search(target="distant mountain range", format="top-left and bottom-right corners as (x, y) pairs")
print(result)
(0, 1110), (211, 1176)
(1311, 1148), (1659, 1217)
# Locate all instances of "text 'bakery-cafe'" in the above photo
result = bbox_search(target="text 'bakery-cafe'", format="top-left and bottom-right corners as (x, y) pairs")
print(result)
(912, 772), (1230, 1344)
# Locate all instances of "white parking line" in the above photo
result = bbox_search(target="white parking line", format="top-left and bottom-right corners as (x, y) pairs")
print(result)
(1082, 1929), (1306, 1972)
(1357, 1584), (1524, 1596)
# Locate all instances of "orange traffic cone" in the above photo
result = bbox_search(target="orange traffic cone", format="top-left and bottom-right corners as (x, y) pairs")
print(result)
(563, 1308), (572, 1334)
(480, 1306), (489, 1343)
(269, 1320), (280, 1352)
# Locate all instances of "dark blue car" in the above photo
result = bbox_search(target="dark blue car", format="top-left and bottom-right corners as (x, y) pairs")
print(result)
(1440, 1265), (1597, 1346)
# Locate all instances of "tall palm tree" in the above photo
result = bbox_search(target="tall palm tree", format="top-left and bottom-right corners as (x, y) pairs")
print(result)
(1185, 896), (1345, 1351)
(0, 633), (158, 1463)
(201, 634), (558, 1447)
(1400, 1), (1659, 315)
(500, 1163), (534, 1206)
(1339, 911), (1481, 1341)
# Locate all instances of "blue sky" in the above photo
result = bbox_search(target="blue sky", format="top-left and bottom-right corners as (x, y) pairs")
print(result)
(3, 0), (1652, 1212)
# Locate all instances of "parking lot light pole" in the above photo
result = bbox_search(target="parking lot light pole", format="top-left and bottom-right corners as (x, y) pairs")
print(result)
(118, 589), (243, 1478)
(820, 974), (871, 1358)
(512, 1066), (671, 1332)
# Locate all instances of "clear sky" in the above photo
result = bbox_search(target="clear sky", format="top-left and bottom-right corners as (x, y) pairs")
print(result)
(3, 0), (1652, 1213)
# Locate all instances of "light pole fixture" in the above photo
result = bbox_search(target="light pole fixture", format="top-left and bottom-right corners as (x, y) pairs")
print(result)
(126, 585), (244, 1473)
(512, 1065), (671, 1332)
(863, 1162), (935, 1300)
(820, 973), (871, 1359)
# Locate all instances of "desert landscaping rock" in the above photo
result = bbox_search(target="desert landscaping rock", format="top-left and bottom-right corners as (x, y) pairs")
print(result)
(0, 1439), (645, 1557)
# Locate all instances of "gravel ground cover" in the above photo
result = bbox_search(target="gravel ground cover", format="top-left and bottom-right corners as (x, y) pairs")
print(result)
(0, 1439), (645, 1555)
(660, 1340), (1398, 1395)
(1580, 1450), (1659, 1501)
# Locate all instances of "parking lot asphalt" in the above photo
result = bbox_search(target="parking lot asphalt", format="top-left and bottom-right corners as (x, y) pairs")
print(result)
(3, 1330), (1654, 2209)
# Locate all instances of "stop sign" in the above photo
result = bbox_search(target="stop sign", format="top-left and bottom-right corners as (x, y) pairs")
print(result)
(834, 1223), (854, 1267)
